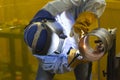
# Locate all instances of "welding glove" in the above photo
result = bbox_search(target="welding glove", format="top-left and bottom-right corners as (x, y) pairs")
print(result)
(71, 11), (98, 37)
(68, 49), (88, 68)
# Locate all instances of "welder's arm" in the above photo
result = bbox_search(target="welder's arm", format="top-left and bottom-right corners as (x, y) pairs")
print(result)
(72, 0), (106, 37)
(34, 54), (72, 74)
(34, 48), (87, 74)
(43, 0), (84, 17)
(83, 0), (106, 18)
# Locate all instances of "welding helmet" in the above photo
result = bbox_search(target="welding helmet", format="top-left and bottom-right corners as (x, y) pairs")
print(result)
(24, 21), (63, 55)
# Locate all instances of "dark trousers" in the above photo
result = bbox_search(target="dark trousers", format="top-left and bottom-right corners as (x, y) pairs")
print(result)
(74, 62), (92, 80)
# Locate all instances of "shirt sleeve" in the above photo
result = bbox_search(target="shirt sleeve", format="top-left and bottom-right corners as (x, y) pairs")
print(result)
(34, 54), (72, 74)
(82, 0), (106, 18)
(43, 0), (83, 17)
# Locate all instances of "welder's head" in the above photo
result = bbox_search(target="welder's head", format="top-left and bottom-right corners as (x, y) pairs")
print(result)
(24, 22), (48, 53)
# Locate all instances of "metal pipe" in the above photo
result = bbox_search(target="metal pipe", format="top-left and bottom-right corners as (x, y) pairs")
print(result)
(79, 28), (113, 61)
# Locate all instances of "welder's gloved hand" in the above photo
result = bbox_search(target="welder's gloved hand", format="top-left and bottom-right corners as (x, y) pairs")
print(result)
(68, 49), (88, 68)
(72, 11), (98, 37)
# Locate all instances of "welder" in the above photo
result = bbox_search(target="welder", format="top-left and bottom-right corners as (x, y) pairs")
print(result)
(24, 0), (106, 80)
